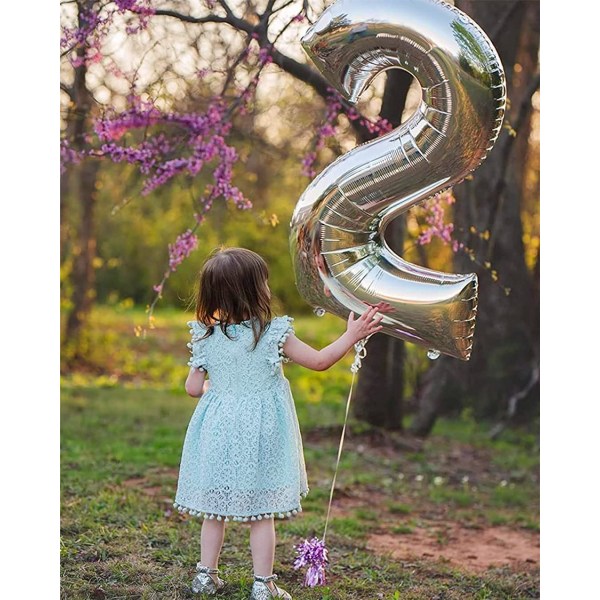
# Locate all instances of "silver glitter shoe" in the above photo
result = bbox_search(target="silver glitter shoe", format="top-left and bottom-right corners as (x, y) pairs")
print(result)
(249, 573), (292, 599)
(191, 563), (226, 595)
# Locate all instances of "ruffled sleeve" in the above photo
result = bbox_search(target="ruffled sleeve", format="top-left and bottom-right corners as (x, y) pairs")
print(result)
(186, 320), (209, 372)
(267, 315), (295, 373)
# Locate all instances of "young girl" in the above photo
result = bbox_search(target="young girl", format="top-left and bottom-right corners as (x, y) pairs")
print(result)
(173, 246), (383, 599)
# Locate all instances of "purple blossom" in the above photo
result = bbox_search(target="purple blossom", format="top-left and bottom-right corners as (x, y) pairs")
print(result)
(115, 0), (156, 34)
(301, 152), (317, 178)
(60, 139), (85, 174)
(301, 88), (393, 178)
(452, 239), (465, 252)
(114, 0), (154, 14)
(61, 1), (154, 68)
(94, 95), (251, 212)
(168, 230), (199, 272)
(293, 537), (329, 587)
(61, 5), (109, 67)
(94, 98), (162, 141)
(417, 190), (456, 246)
(60, 6), (104, 50)
(258, 45), (274, 65)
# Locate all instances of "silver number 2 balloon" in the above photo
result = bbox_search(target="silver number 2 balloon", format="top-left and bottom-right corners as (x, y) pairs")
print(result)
(289, 0), (506, 360)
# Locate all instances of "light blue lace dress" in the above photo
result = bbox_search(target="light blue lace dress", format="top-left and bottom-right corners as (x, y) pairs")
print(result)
(173, 315), (310, 522)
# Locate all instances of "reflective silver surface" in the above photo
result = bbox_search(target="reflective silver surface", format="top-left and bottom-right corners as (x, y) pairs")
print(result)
(250, 574), (292, 599)
(290, 0), (505, 360)
(191, 564), (225, 595)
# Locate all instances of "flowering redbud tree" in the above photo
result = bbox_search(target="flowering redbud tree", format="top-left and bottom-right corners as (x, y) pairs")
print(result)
(61, 0), (539, 434)
(59, 0), (457, 424)
(60, 0), (408, 354)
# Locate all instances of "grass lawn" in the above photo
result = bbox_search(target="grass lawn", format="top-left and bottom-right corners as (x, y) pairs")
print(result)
(61, 306), (539, 599)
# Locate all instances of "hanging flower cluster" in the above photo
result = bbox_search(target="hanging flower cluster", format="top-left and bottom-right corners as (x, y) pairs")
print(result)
(417, 190), (458, 247)
(94, 94), (250, 210)
(93, 93), (252, 304)
(60, 5), (109, 67)
(113, 0), (155, 34)
(60, 139), (85, 174)
(60, 1), (155, 67)
(61, 1), (505, 319)
(168, 230), (199, 273)
(301, 87), (393, 178)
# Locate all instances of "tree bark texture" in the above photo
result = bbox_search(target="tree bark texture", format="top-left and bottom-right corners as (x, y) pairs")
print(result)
(409, 1), (540, 436)
(63, 1), (101, 362)
(352, 69), (413, 430)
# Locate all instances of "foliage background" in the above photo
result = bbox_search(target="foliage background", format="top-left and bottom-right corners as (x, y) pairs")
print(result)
(56, 1), (543, 597)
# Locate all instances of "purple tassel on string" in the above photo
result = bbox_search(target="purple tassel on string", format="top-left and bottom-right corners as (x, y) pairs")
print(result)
(293, 536), (329, 587)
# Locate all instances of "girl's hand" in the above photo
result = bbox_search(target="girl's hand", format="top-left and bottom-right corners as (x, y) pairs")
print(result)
(365, 300), (394, 313)
(282, 306), (384, 372)
(346, 306), (384, 344)
(202, 379), (211, 395)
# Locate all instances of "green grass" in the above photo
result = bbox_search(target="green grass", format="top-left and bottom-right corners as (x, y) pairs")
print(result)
(353, 508), (379, 521)
(391, 524), (414, 535)
(61, 306), (539, 598)
(429, 487), (477, 507)
(490, 485), (530, 508)
(388, 502), (412, 515)
(62, 385), (539, 598)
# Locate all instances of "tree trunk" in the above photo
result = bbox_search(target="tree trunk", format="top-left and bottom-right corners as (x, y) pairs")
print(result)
(409, 0), (540, 436)
(352, 69), (413, 430)
(63, 2), (101, 362)
(64, 159), (101, 357)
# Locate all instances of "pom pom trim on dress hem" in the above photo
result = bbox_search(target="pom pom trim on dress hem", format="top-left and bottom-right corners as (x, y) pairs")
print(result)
(173, 489), (309, 522)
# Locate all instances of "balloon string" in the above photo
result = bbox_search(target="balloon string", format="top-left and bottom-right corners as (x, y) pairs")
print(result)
(322, 336), (370, 545)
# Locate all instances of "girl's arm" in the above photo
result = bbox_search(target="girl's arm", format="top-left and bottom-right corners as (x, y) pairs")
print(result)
(282, 306), (384, 371)
(185, 367), (207, 397)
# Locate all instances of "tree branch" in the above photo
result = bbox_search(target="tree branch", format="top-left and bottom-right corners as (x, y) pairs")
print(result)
(220, 35), (255, 97)
(61, 82), (75, 102)
(270, 2), (302, 46)
(155, 5), (378, 142)
(489, 1), (521, 43)
(153, 8), (240, 28)
(260, 0), (279, 21)
(488, 361), (539, 439)
(269, 46), (375, 141)
(484, 72), (539, 249)
(273, 0), (297, 14)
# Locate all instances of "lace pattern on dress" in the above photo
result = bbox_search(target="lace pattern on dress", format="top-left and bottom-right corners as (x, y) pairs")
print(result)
(175, 315), (310, 520)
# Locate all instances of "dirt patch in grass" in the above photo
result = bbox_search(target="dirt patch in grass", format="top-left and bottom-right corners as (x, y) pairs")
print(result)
(366, 524), (539, 574)
(117, 428), (539, 578)
(122, 477), (166, 498)
(305, 424), (425, 455)
(305, 423), (518, 484)
(122, 467), (178, 504)
(323, 487), (539, 575)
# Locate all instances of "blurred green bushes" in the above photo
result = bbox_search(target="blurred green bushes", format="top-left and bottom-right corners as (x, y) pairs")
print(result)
(74, 146), (313, 315)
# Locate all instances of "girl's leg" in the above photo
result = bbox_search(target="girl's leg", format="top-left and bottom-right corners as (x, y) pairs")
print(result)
(249, 517), (277, 593)
(200, 519), (226, 583)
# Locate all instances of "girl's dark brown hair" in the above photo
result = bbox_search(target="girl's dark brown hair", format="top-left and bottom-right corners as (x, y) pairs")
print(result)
(193, 246), (273, 349)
